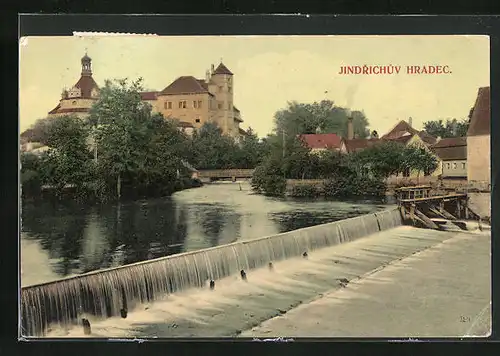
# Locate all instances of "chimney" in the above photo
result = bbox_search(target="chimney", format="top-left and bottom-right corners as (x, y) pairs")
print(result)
(211, 64), (215, 74)
(205, 70), (211, 83)
(408, 117), (413, 127)
(347, 117), (354, 140)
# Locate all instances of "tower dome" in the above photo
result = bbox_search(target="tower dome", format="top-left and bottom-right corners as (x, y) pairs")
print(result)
(81, 52), (92, 76)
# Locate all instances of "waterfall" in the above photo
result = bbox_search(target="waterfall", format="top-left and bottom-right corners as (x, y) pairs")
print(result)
(20, 207), (402, 336)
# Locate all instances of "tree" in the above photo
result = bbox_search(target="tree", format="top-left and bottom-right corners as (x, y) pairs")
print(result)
(423, 118), (469, 138)
(402, 145), (438, 179)
(273, 100), (370, 138)
(90, 78), (157, 199)
(41, 115), (92, 198)
(348, 141), (406, 179)
(21, 118), (56, 145)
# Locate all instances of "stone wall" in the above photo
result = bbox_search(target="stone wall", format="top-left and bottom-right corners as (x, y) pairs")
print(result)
(468, 192), (491, 219)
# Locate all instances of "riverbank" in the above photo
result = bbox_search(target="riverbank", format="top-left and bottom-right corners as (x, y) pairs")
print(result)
(43, 225), (490, 338)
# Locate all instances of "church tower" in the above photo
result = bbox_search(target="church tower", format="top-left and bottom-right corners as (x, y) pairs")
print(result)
(210, 62), (234, 136)
(81, 52), (92, 76)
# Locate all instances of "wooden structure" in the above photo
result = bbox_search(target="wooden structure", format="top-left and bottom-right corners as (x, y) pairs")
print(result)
(398, 188), (481, 231)
(394, 185), (432, 200)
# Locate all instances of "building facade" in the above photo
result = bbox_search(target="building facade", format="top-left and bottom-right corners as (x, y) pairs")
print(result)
(430, 137), (467, 178)
(467, 86), (490, 186)
(298, 133), (342, 154)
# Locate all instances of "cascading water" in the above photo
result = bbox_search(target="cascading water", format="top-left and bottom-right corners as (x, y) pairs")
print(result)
(20, 207), (403, 337)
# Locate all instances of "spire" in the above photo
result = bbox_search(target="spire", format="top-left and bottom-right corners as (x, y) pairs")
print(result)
(81, 51), (92, 76)
(213, 62), (233, 76)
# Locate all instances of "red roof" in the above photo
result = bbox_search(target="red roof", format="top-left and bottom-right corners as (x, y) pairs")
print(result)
(342, 138), (381, 153)
(213, 62), (233, 75)
(158, 76), (211, 96)
(467, 86), (490, 136)
(381, 120), (419, 140)
(73, 75), (99, 99)
(299, 133), (342, 150)
(140, 91), (158, 100)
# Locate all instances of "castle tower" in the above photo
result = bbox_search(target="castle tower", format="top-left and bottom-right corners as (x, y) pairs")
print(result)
(210, 61), (234, 135)
(81, 52), (92, 76)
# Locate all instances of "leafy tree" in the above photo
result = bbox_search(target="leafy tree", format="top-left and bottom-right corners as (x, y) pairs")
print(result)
(40, 115), (91, 198)
(423, 118), (469, 138)
(89, 78), (159, 199)
(347, 141), (406, 179)
(273, 100), (369, 138)
(402, 145), (438, 179)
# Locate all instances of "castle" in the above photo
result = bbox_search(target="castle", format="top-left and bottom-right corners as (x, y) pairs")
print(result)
(47, 53), (246, 139)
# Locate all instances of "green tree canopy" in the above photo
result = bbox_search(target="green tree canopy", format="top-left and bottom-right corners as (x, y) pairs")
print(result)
(423, 118), (469, 138)
(273, 100), (370, 138)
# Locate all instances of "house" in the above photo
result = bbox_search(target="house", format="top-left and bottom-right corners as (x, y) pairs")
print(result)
(430, 137), (467, 178)
(467, 86), (490, 186)
(298, 133), (342, 154)
(381, 118), (440, 178)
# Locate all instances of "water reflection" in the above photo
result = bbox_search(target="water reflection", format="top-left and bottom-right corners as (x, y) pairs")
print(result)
(21, 182), (394, 286)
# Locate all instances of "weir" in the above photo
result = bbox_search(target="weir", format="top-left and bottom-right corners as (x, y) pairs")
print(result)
(20, 207), (403, 337)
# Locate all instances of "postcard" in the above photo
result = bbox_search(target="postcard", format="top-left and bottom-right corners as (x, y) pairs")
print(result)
(19, 33), (491, 339)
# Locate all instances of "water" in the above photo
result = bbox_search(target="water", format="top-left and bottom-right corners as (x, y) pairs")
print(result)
(21, 206), (402, 337)
(21, 183), (394, 287)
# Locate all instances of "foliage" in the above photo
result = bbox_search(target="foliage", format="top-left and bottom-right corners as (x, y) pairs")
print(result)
(402, 144), (439, 177)
(273, 100), (370, 138)
(423, 118), (469, 138)
(290, 184), (321, 198)
(250, 158), (286, 197)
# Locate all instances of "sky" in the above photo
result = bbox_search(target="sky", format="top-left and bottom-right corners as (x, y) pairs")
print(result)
(19, 35), (489, 137)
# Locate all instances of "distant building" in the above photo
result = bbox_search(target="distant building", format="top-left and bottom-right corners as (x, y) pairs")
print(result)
(430, 137), (467, 178)
(381, 119), (440, 178)
(44, 54), (245, 140)
(467, 86), (490, 186)
(340, 138), (381, 154)
(47, 53), (100, 119)
(298, 133), (342, 153)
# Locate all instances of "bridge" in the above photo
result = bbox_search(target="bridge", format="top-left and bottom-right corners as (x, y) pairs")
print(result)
(195, 169), (255, 182)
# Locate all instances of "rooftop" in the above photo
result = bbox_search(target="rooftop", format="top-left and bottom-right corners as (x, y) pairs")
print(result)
(299, 133), (342, 150)
(467, 86), (490, 137)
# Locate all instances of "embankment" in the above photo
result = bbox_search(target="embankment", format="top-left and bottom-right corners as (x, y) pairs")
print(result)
(21, 208), (402, 336)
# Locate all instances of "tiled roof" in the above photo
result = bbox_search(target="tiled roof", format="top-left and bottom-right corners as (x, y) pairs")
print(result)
(431, 137), (467, 149)
(343, 138), (381, 153)
(140, 91), (158, 100)
(417, 131), (438, 145)
(298, 133), (342, 150)
(431, 137), (467, 161)
(213, 63), (233, 75)
(73, 75), (99, 99)
(158, 76), (210, 96)
(467, 86), (490, 136)
(432, 145), (467, 161)
(48, 105), (90, 115)
(196, 79), (209, 91)
(381, 120), (419, 140)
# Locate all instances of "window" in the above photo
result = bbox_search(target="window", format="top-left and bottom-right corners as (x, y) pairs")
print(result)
(193, 101), (202, 109)
(218, 102), (223, 110)
(165, 101), (172, 109)
(228, 103), (232, 110)
(195, 118), (201, 123)
(453, 162), (457, 169)
(218, 86), (223, 92)
(446, 163), (451, 170)
(72, 100), (77, 105)
(179, 101), (187, 109)
(228, 85), (232, 92)
(462, 162), (466, 170)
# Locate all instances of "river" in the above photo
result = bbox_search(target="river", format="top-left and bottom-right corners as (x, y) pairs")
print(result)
(20, 182), (395, 287)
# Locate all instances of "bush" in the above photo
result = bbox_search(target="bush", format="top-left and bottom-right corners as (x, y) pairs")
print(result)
(290, 184), (320, 197)
(323, 172), (386, 198)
